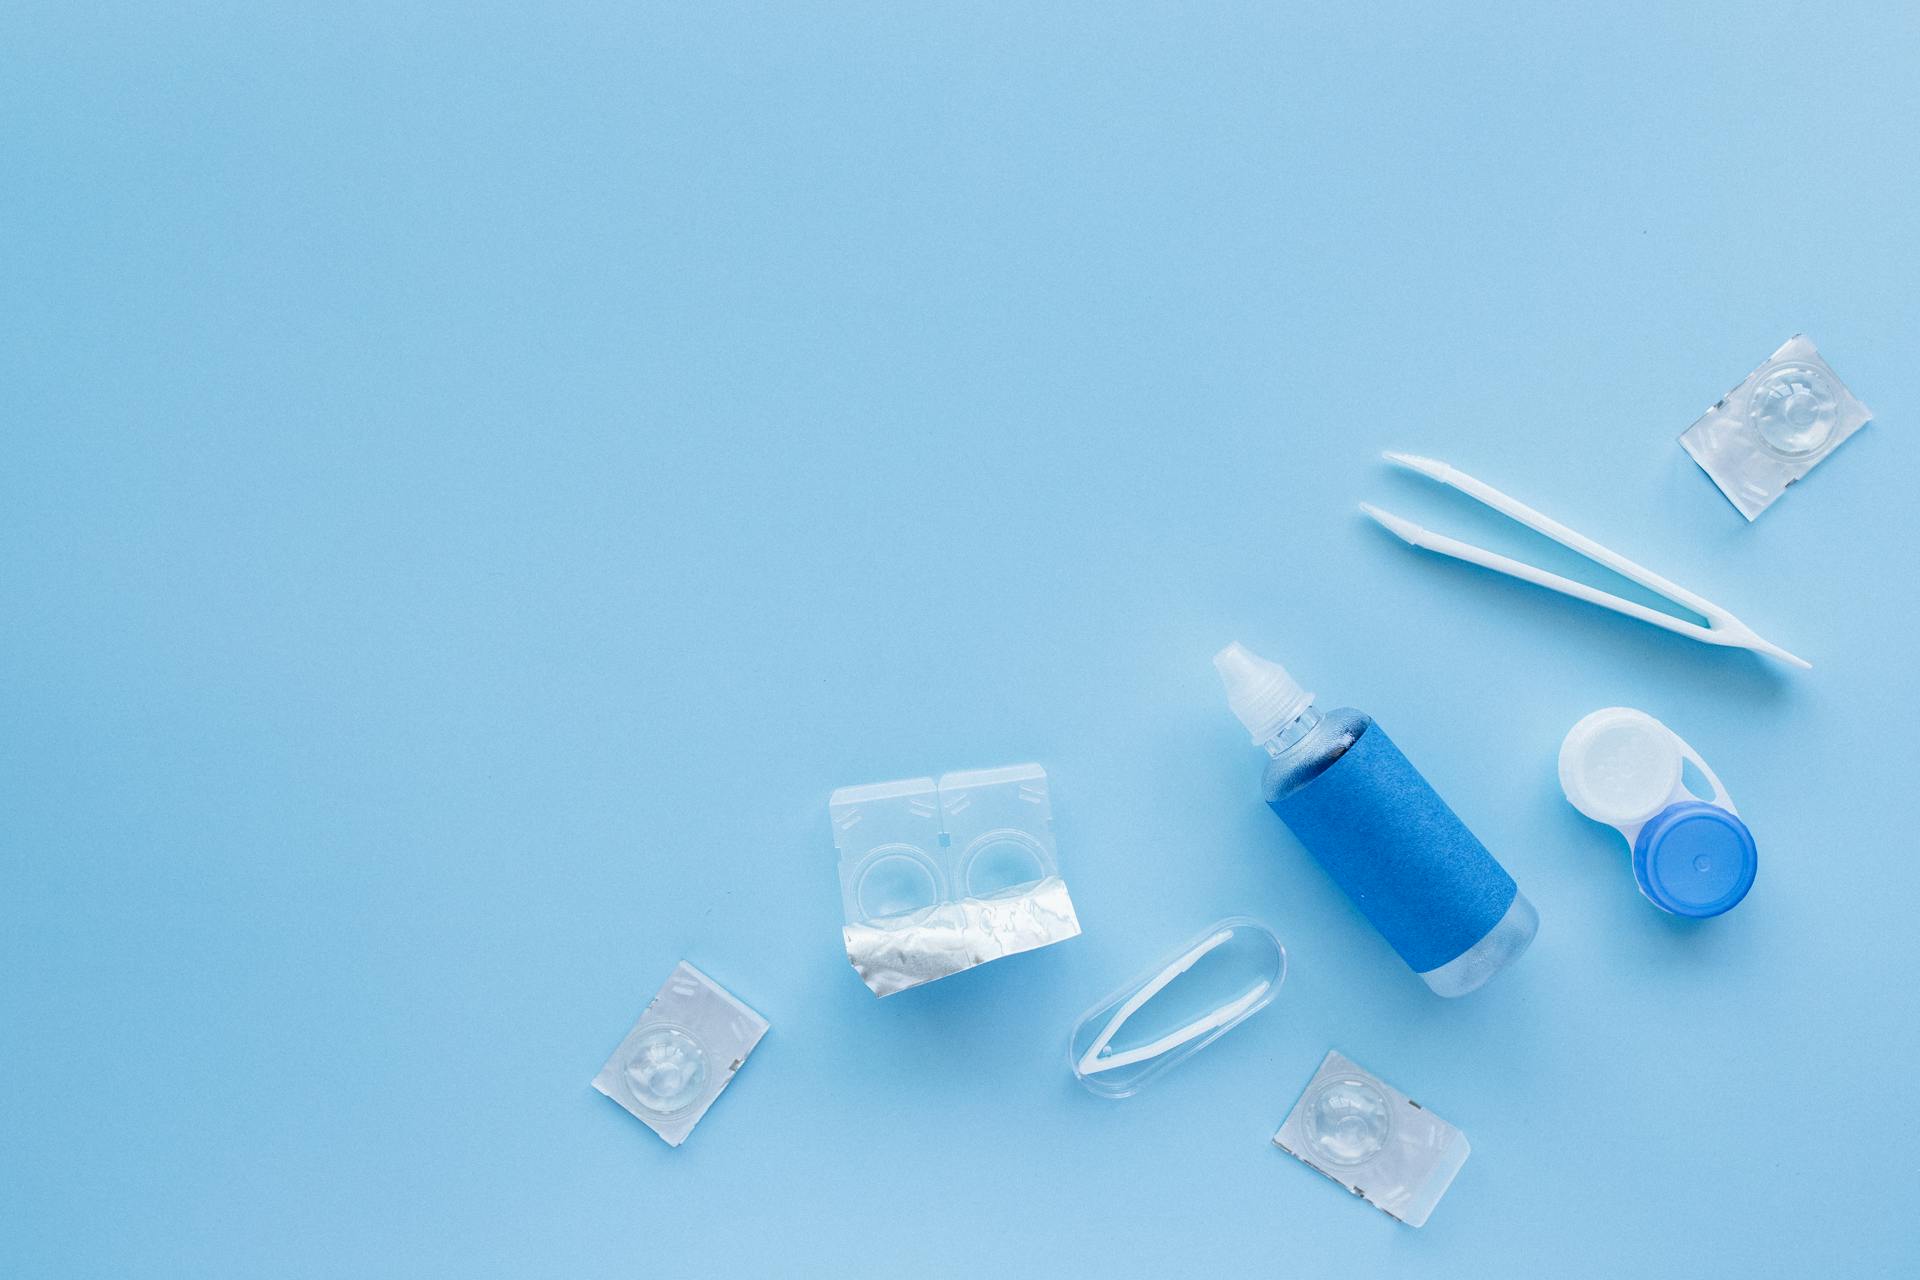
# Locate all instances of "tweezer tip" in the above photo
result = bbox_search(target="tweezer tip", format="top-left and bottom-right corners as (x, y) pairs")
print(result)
(1359, 502), (1423, 545)
(1736, 628), (1813, 670)
(1381, 450), (1447, 477)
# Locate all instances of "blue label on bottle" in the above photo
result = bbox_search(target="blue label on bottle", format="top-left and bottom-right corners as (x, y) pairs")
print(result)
(1268, 724), (1517, 974)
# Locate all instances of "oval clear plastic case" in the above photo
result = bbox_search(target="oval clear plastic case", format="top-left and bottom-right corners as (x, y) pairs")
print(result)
(1069, 917), (1286, 1099)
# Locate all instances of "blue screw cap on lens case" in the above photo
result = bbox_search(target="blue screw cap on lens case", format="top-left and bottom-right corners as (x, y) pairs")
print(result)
(1632, 801), (1757, 918)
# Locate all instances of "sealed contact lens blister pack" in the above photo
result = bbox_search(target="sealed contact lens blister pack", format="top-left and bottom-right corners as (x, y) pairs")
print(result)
(1274, 1050), (1470, 1228)
(829, 763), (1081, 996)
(1680, 334), (1872, 520)
(593, 962), (768, 1148)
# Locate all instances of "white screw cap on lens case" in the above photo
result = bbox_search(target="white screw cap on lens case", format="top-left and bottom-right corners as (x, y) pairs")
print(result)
(1680, 334), (1872, 520)
(593, 962), (768, 1148)
(1274, 1050), (1470, 1228)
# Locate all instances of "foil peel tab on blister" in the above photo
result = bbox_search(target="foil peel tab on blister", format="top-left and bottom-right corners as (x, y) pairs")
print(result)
(844, 875), (1081, 996)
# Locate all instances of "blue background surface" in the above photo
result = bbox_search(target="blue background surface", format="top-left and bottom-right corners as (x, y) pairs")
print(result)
(4, 3), (1917, 1275)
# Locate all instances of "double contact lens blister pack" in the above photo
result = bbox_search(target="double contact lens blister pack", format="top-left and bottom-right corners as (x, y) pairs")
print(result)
(829, 763), (1081, 996)
(1680, 334), (1872, 520)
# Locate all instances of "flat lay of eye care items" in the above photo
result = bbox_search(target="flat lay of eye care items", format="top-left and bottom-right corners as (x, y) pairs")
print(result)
(18, 7), (1920, 1273)
(583, 334), (1867, 1231)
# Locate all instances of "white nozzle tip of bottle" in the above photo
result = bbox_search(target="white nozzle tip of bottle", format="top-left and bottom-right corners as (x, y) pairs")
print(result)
(1213, 642), (1315, 746)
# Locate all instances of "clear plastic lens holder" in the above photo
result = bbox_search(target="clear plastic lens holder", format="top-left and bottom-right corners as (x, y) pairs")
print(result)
(831, 775), (948, 926)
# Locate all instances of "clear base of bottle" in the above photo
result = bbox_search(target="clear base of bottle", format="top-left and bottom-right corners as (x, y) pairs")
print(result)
(1416, 892), (1538, 998)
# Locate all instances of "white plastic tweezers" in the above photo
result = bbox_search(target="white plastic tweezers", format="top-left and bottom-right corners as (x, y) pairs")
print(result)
(1362, 453), (1810, 670)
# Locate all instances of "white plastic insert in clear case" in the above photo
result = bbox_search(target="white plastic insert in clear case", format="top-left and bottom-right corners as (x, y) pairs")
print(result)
(1274, 1049), (1470, 1227)
(1680, 334), (1872, 520)
(1069, 918), (1286, 1098)
(829, 763), (1081, 997)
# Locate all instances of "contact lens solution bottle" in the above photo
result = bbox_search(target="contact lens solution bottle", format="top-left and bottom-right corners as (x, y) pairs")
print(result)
(1215, 643), (1537, 996)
